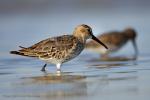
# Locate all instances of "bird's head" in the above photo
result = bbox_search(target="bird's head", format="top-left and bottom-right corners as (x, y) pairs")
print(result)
(123, 27), (137, 39)
(73, 24), (108, 49)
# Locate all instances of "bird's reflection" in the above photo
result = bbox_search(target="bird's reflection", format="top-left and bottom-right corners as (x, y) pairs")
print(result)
(26, 73), (86, 83)
(9, 70), (138, 100)
(100, 55), (137, 61)
(87, 55), (137, 69)
(18, 73), (87, 99)
(88, 55), (137, 62)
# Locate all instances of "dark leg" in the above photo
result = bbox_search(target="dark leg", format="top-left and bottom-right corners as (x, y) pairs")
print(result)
(41, 64), (47, 71)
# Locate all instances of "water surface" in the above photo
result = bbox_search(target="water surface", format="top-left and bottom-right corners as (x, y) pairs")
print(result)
(0, 53), (150, 100)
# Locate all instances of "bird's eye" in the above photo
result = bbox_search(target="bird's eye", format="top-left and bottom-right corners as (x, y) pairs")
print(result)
(87, 28), (91, 32)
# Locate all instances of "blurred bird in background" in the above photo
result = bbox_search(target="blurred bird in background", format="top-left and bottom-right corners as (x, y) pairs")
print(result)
(86, 27), (138, 60)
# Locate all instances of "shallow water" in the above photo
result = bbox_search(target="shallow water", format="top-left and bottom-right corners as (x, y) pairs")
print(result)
(0, 53), (150, 100)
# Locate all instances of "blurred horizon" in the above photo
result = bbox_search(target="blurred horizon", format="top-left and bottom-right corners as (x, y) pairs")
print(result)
(0, 0), (150, 13)
(0, 0), (150, 55)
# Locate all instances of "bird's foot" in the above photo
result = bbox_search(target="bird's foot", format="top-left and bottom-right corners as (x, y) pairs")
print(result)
(41, 64), (47, 72)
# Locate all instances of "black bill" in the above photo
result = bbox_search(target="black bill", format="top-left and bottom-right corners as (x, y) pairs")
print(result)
(132, 39), (138, 56)
(91, 34), (108, 49)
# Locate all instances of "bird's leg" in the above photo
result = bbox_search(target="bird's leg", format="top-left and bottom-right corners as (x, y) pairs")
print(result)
(41, 64), (47, 71)
(56, 63), (61, 73)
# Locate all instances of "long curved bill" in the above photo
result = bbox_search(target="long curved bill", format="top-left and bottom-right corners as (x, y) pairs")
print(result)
(91, 34), (108, 49)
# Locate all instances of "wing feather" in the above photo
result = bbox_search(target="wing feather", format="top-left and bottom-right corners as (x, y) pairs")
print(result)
(15, 35), (78, 58)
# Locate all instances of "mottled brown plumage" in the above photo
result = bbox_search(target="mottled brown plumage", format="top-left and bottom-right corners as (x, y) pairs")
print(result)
(86, 28), (138, 57)
(10, 24), (107, 72)
(11, 35), (83, 62)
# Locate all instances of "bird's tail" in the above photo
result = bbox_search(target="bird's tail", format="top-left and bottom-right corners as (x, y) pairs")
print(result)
(10, 46), (37, 57)
(10, 51), (24, 55)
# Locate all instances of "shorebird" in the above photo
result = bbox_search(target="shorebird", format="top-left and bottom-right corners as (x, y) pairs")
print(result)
(86, 28), (138, 58)
(10, 24), (108, 72)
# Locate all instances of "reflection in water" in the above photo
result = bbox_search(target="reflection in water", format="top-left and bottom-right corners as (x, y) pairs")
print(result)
(1, 56), (150, 100)
(23, 73), (86, 83)
(90, 63), (128, 69)
(88, 55), (137, 62)
(89, 62), (137, 69)
(0, 62), (143, 100)
(100, 56), (137, 61)
(13, 73), (87, 99)
(88, 56), (137, 69)
(89, 62), (136, 69)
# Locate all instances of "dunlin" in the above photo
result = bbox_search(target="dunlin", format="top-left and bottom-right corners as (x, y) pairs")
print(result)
(86, 28), (138, 57)
(10, 24), (108, 72)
